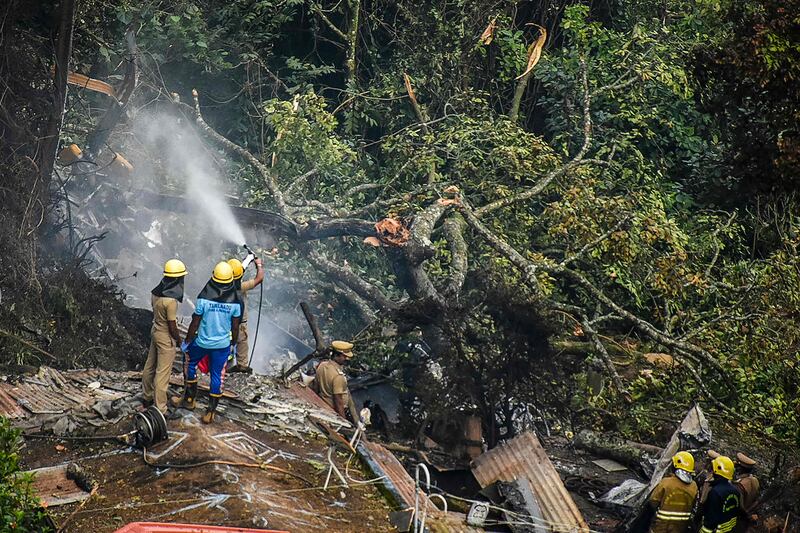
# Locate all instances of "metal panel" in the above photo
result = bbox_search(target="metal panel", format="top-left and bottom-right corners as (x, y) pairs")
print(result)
(27, 464), (91, 507)
(0, 383), (26, 419)
(359, 439), (434, 511)
(471, 431), (589, 532)
(8, 383), (76, 414)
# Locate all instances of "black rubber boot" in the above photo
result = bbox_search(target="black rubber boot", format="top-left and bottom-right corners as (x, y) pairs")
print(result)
(202, 395), (220, 424)
(170, 380), (198, 410)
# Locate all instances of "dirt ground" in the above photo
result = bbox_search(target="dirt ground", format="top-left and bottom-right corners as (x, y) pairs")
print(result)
(22, 413), (396, 532)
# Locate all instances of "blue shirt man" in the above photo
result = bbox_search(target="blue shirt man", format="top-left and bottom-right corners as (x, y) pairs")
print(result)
(172, 262), (242, 424)
(194, 297), (241, 349)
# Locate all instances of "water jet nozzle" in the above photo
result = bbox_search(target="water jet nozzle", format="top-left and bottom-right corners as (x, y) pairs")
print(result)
(241, 243), (256, 269)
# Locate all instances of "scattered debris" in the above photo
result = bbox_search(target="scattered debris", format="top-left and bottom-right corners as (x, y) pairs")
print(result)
(576, 430), (656, 472)
(592, 458), (628, 472)
(27, 463), (93, 507)
(614, 404), (710, 531)
(471, 431), (590, 532)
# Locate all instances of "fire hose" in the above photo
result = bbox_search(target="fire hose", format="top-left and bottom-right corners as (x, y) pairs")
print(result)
(242, 243), (264, 367)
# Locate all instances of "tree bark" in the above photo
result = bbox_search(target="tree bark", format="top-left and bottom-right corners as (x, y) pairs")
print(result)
(345, 0), (360, 89)
(575, 429), (656, 470)
(38, 0), (76, 201)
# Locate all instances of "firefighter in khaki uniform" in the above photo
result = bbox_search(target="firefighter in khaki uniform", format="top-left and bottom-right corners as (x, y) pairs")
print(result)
(141, 259), (186, 413)
(227, 257), (264, 373)
(311, 341), (358, 423)
(647, 452), (698, 533)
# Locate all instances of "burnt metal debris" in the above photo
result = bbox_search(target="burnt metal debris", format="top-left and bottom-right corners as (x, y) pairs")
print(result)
(471, 431), (590, 532)
(7, 363), (630, 531)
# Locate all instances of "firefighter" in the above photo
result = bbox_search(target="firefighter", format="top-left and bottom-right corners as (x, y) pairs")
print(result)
(141, 259), (186, 414)
(226, 256), (264, 373)
(171, 262), (241, 424)
(700, 456), (740, 533)
(733, 453), (760, 533)
(311, 341), (358, 423)
(693, 450), (721, 531)
(647, 451), (698, 533)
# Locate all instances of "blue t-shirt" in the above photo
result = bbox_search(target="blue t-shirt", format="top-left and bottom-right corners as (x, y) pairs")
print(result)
(194, 298), (241, 350)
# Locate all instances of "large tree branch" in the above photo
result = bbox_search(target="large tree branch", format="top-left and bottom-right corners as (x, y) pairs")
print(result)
(310, 2), (348, 42)
(179, 93), (287, 212)
(461, 201), (726, 377)
(38, 0), (76, 196)
(442, 214), (468, 298)
(461, 202), (541, 291)
(477, 57), (592, 217)
(581, 314), (627, 394)
(303, 244), (399, 312)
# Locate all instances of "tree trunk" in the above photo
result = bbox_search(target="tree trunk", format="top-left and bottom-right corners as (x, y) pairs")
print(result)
(575, 429), (659, 470)
(38, 0), (75, 204)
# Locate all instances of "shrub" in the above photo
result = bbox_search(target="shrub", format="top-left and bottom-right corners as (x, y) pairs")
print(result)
(0, 417), (51, 532)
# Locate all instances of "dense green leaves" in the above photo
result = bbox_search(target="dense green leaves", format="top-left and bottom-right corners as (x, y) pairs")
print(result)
(0, 418), (51, 532)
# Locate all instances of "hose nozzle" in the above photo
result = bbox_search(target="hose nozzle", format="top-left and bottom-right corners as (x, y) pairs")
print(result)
(241, 243), (256, 269)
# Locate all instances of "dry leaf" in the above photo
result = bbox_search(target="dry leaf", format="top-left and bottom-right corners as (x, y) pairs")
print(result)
(58, 69), (117, 98)
(437, 198), (460, 206)
(375, 218), (410, 246)
(480, 17), (498, 45)
(363, 236), (382, 247)
(515, 26), (547, 81)
(403, 73), (419, 110)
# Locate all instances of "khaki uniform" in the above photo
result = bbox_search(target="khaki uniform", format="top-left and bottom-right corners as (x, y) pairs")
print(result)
(648, 474), (698, 533)
(235, 278), (256, 366)
(142, 295), (178, 413)
(312, 359), (349, 409)
(734, 474), (760, 533)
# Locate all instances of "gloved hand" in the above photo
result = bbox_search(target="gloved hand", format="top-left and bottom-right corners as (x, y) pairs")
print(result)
(181, 340), (190, 353)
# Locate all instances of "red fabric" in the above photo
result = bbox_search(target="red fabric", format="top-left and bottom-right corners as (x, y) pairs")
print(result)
(197, 355), (209, 374)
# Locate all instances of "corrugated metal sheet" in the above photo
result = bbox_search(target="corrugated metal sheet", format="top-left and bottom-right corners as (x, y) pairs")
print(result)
(114, 523), (288, 533)
(8, 383), (76, 414)
(28, 464), (91, 507)
(0, 383), (26, 419)
(471, 431), (589, 532)
(359, 439), (434, 511)
(65, 368), (140, 394)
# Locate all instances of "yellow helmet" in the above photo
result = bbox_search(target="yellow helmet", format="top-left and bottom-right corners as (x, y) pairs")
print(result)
(712, 455), (735, 480)
(227, 258), (244, 280)
(211, 261), (234, 284)
(163, 259), (187, 278)
(672, 451), (695, 473)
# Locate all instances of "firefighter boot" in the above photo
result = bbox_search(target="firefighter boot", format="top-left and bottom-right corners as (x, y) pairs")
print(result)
(170, 380), (198, 410)
(202, 395), (220, 424)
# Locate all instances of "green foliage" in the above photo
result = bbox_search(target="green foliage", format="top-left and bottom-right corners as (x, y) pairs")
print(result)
(0, 418), (51, 532)
(57, 0), (800, 442)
